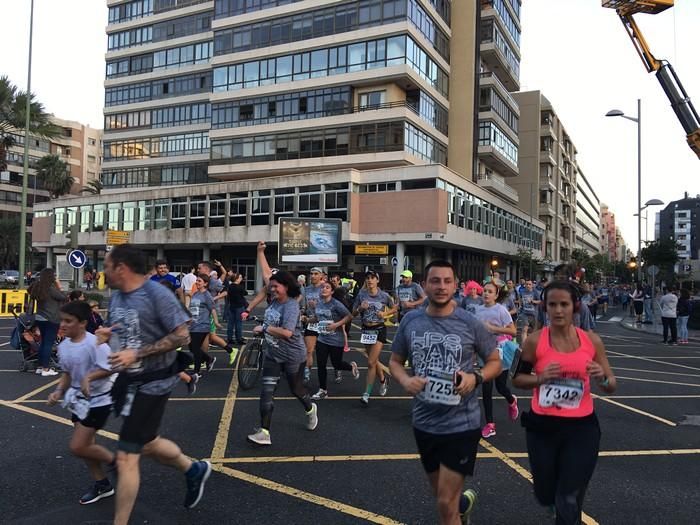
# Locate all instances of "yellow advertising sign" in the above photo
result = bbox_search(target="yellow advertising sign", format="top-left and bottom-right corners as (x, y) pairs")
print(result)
(0, 290), (32, 317)
(106, 230), (130, 245)
(354, 244), (389, 255)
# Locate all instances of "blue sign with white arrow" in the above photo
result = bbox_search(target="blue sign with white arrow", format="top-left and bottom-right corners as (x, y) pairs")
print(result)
(67, 249), (87, 269)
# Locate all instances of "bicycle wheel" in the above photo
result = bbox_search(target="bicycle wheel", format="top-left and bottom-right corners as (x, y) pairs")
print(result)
(237, 338), (263, 390)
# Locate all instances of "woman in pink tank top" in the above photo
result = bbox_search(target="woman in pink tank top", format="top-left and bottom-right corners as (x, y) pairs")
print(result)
(513, 281), (616, 525)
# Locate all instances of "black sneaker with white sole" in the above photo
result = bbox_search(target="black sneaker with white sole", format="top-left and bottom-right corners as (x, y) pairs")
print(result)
(184, 460), (212, 509)
(79, 480), (115, 505)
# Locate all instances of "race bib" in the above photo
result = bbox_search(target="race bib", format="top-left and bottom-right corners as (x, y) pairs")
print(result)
(317, 320), (333, 335)
(306, 323), (319, 333)
(360, 330), (378, 345)
(538, 378), (584, 409)
(264, 333), (278, 348)
(420, 369), (460, 406)
(190, 304), (200, 317)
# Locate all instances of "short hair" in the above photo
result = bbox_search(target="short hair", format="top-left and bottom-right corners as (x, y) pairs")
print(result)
(60, 300), (91, 322)
(109, 244), (146, 275)
(155, 259), (168, 267)
(159, 280), (175, 292)
(198, 260), (213, 272)
(68, 290), (84, 301)
(424, 260), (457, 279)
(269, 270), (301, 298)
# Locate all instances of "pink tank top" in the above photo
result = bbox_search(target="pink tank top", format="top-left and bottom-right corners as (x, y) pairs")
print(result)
(531, 327), (595, 418)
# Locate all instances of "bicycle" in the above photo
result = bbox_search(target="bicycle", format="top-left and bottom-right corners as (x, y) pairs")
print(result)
(237, 316), (265, 390)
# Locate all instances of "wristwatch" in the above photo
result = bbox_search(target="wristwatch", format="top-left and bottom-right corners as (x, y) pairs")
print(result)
(471, 369), (484, 386)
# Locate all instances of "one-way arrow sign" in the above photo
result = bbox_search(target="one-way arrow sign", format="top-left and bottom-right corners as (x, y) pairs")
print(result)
(67, 249), (87, 269)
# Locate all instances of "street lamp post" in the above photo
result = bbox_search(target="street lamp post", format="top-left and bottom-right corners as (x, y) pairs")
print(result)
(606, 100), (643, 282)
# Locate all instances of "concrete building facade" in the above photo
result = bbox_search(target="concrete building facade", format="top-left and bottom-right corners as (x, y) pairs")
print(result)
(575, 168), (601, 256)
(600, 203), (618, 261)
(657, 193), (700, 275)
(34, 0), (544, 286)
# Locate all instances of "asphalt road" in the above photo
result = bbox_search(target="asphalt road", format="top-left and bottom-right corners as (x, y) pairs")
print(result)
(0, 306), (699, 524)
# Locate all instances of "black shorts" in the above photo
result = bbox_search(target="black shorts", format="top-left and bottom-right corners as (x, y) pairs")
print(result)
(361, 325), (387, 345)
(118, 391), (170, 453)
(72, 404), (111, 430)
(413, 427), (481, 477)
(303, 328), (319, 338)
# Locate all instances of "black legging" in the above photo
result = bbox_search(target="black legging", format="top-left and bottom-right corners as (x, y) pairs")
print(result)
(260, 357), (312, 430)
(316, 341), (353, 390)
(525, 413), (600, 525)
(189, 332), (211, 374)
(482, 370), (515, 423)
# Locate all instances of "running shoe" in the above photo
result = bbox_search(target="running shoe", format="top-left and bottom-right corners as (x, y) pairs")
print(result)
(306, 402), (319, 430)
(351, 361), (360, 380)
(41, 368), (59, 377)
(481, 423), (496, 438)
(335, 370), (343, 384)
(79, 480), (115, 505)
(183, 460), (212, 509)
(187, 373), (200, 395)
(360, 392), (370, 406)
(227, 346), (239, 366)
(206, 356), (217, 372)
(379, 377), (390, 396)
(303, 366), (311, 384)
(459, 488), (478, 524)
(311, 389), (328, 400)
(35, 367), (43, 375)
(508, 395), (519, 421)
(247, 428), (271, 446)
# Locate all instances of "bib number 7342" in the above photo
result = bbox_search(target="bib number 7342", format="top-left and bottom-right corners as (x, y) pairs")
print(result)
(538, 378), (584, 409)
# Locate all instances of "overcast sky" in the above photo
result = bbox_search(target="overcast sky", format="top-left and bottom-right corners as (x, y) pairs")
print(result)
(4, 0), (699, 252)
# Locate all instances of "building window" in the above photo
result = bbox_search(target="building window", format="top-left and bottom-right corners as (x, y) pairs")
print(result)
(171, 197), (187, 229)
(250, 190), (270, 225)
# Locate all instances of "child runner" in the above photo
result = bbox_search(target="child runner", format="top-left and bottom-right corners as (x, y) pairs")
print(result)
(311, 281), (359, 400)
(353, 270), (397, 406)
(513, 280), (616, 524)
(47, 301), (116, 505)
(474, 282), (519, 438)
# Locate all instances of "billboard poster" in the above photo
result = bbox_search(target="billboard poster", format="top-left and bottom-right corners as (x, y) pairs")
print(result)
(278, 218), (342, 265)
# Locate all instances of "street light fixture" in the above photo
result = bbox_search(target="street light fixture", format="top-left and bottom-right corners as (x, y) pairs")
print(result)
(606, 99), (642, 282)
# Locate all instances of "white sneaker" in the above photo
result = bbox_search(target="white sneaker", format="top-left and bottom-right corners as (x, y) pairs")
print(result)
(351, 361), (360, 380)
(247, 428), (271, 446)
(360, 392), (370, 406)
(35, 368), (44, 375)
(306, 402), (319, 430)
(311, 389), (327, 401)
(42, 368), (59, 377)
(379, 377), (390, 396)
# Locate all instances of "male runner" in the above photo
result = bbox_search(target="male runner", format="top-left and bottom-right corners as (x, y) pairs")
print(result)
(98, 244), (210, 525)
(150, 260), (183, 302)
(395, 270), (426, 322)
(390, 260), (501, 524)
(301, 267), (325, 383)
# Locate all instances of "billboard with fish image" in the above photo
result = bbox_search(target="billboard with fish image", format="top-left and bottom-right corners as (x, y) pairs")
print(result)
(278, 218), (342, 265)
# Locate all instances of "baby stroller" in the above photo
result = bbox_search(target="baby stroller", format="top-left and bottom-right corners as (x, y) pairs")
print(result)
(10, 307), (59, 372)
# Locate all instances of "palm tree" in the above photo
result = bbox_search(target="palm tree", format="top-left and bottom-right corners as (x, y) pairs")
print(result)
(0, 75), (58, 171)
(81, 179), (103, 195)
(36, 154), (74, 198)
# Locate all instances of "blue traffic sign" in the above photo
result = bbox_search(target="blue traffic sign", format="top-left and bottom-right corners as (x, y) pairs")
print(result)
(67, 249), (87, 269)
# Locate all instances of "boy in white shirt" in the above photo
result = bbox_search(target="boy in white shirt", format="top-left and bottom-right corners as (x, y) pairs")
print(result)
(48, 301), (117, 505)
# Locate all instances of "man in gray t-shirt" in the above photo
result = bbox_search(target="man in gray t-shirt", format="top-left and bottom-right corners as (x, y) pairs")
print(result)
(390, 260), (501, 524)
(100, 244), (211, 524)
(395, 270), (426, 321)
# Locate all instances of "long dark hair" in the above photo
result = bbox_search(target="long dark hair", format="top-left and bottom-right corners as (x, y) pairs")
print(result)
(28, 268), (56, 302)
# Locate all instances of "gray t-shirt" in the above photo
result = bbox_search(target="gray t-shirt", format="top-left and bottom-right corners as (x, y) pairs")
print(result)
(316, 298), (350, 347)
(263, 299), (306, 364)
(190, 290), (214, 333)
(460, 295), (484, 315)
(353, 288), (394, 325)
(396, 283), (425, 310)
(302, 284), (323, 321)
(108, 279), (191, 395)
(519, 290), (537, 315)
(392, 307), (497, 434)
(58, 332), (114, 408)
(474, 303), (513, 328)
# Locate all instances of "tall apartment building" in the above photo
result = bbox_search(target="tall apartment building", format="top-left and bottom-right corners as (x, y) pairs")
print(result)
(33, 0), (543, 286)
(1, 116), (101, 225)
(512, 90), (578, 265)
(600, 203), (618, 261)
(576, 168), (601, 255)
(657, 193), (700, 274)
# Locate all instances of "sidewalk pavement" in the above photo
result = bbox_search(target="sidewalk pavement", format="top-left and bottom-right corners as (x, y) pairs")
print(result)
(613, 305), (700, 343)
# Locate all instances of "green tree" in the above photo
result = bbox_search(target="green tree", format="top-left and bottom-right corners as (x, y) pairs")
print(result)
(514, 247), (547, 279)
(81, 179), (103, 195)
(0, 76), (58, 171)
(36, 154), (73, 198)
(641, 239), (679, 283)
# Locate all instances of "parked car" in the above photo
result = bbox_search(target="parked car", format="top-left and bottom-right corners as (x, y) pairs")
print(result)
(0, 270), (20, 285)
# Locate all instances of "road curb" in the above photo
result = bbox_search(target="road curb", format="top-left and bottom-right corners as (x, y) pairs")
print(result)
(617, 319), (700, 344)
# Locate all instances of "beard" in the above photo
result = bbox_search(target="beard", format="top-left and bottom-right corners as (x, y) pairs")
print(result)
(428, 296), (453, 308)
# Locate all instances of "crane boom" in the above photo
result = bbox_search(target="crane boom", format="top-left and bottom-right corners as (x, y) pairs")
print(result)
(602, 0), (700, 159)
